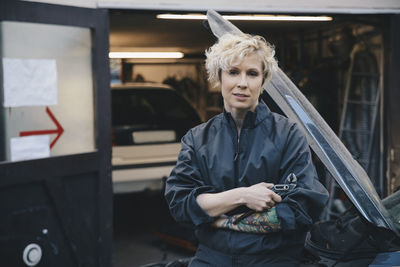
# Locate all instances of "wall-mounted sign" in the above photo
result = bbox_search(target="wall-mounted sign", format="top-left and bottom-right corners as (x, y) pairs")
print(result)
(1, 21), (95, 162)
(10, 135), (50, 161)
(3, 58), (58, 108)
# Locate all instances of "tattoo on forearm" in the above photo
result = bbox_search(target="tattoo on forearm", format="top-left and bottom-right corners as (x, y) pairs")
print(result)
(213, 207), (281, 234)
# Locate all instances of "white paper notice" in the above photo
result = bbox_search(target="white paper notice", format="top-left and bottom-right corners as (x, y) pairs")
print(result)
(2, 58), (58, 107)
(10, 135), (50, 162)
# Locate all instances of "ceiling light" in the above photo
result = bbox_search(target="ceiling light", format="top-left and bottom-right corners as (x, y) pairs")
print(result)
(157, 14), (207, 20)
(109, 52), (184, 59)
(156, 13), (332, 22)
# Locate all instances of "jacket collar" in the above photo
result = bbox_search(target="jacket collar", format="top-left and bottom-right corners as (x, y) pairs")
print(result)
(223, 100), (271, 129)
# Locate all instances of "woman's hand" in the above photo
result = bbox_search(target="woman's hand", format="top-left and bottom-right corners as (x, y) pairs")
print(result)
(241, 182), (282, 212)
(196, 182), (282, 218)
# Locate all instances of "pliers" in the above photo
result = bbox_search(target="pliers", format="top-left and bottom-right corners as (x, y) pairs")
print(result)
(232, 173), (297, 225)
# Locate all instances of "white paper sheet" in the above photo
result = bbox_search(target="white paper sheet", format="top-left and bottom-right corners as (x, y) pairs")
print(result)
(10, 135), (50, 162)
(2, 58), (58, 107)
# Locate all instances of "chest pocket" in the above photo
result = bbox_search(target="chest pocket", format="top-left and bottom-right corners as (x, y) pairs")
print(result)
(237, 130), (281, 186)
(197, 130), (237, 191)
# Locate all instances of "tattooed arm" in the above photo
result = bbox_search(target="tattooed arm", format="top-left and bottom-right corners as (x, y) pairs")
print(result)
(212, 207), (281, 234)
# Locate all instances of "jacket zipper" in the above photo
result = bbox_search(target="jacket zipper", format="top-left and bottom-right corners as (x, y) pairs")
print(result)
(228, 114), (241, 162)
(234, 137), (239, 162)
(234, 128), (242, 188)
(228, 114), (242, 187)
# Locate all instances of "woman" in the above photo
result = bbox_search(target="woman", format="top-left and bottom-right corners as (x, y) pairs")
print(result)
(165, 33), (329, 266)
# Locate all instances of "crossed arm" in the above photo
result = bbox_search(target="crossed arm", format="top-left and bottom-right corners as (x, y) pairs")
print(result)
(212, 207), (281, 233)
(196, 182), (282, 233)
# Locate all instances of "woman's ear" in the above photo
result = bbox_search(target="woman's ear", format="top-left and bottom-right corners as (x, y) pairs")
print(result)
(263, 71), (269, 85)
(260, 76), (266, 95)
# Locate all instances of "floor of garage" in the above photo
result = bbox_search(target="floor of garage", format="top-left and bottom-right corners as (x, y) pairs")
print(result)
(113, 191), (195, 267)
(112, 191), (378, 267)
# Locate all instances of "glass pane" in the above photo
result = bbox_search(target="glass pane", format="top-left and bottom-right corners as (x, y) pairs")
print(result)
(0, 21), (95, 162)
(112, 87), (201, 145)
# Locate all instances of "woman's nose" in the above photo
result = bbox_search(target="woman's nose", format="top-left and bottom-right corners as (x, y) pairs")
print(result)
(237, 73), (248, 88)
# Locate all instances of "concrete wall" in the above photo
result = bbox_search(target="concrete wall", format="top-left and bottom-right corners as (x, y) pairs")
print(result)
(23, 0), (97, 8)
(98, 0), (400, 13)
(24, 0), (400, 13)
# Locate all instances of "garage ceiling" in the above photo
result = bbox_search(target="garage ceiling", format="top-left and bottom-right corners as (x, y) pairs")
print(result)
(109, 10), (339, 56)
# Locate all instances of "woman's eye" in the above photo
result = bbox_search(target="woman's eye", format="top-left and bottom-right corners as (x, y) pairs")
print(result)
(229, 69), (239, 75)
(248, 71), (259, 77)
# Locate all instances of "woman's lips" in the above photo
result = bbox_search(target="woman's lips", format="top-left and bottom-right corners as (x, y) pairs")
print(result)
(233, 93), (249, 100)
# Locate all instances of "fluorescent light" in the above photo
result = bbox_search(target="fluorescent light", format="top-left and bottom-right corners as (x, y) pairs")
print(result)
(224, 15), (332, 21)
(157, 13), (333, 22)
(109, 52), (184, 59)
(157, 14), (207, 20)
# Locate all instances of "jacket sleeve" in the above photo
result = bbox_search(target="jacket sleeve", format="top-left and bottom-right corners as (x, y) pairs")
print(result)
(164, 129), (216, 227)
(275, 122), (329, 231)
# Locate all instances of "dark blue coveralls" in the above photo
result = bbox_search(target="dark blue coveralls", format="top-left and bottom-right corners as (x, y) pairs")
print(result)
(165, 101), (329, 266)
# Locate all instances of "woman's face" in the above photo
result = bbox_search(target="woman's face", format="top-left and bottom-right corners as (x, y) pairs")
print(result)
(221, 53), (263, 114)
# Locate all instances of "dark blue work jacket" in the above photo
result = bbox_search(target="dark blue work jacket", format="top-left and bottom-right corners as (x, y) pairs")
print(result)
(165, 101), (329, 255)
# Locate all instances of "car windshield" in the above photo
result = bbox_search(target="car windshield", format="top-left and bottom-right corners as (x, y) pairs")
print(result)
(112, 88), (201, 144)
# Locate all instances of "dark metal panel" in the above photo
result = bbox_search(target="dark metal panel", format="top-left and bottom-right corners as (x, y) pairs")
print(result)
(0, 152), (99, 186)
(0, 182), (77, 266)
(44, 174), (98, 265)
(92, 8), (113, 267)
(0, 0), (98, 28)
(0, 1), (112, 266)
(0, 47), (4, 162)
(384, 15), (400, 195)
(0, 173), (100, 266)
(112, 161), (177, 170)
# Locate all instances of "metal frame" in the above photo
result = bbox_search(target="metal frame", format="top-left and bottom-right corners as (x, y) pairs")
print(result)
(384, 15), (400, 196)
(0, 1), (111, 266)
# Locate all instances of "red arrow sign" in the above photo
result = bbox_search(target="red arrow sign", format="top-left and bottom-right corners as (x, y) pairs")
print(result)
(20, 107), (64, 149)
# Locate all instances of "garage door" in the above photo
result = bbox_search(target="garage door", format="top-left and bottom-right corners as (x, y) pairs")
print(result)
(0, 1), (112, 266)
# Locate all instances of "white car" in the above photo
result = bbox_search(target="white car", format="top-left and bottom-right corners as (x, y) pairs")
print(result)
(111, 83), (202, 194)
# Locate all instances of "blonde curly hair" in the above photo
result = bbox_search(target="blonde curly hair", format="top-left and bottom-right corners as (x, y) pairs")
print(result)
(205, 33), (278, 89)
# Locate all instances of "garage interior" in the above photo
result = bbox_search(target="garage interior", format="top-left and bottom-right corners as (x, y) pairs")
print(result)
(108, 10), (389, 266)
